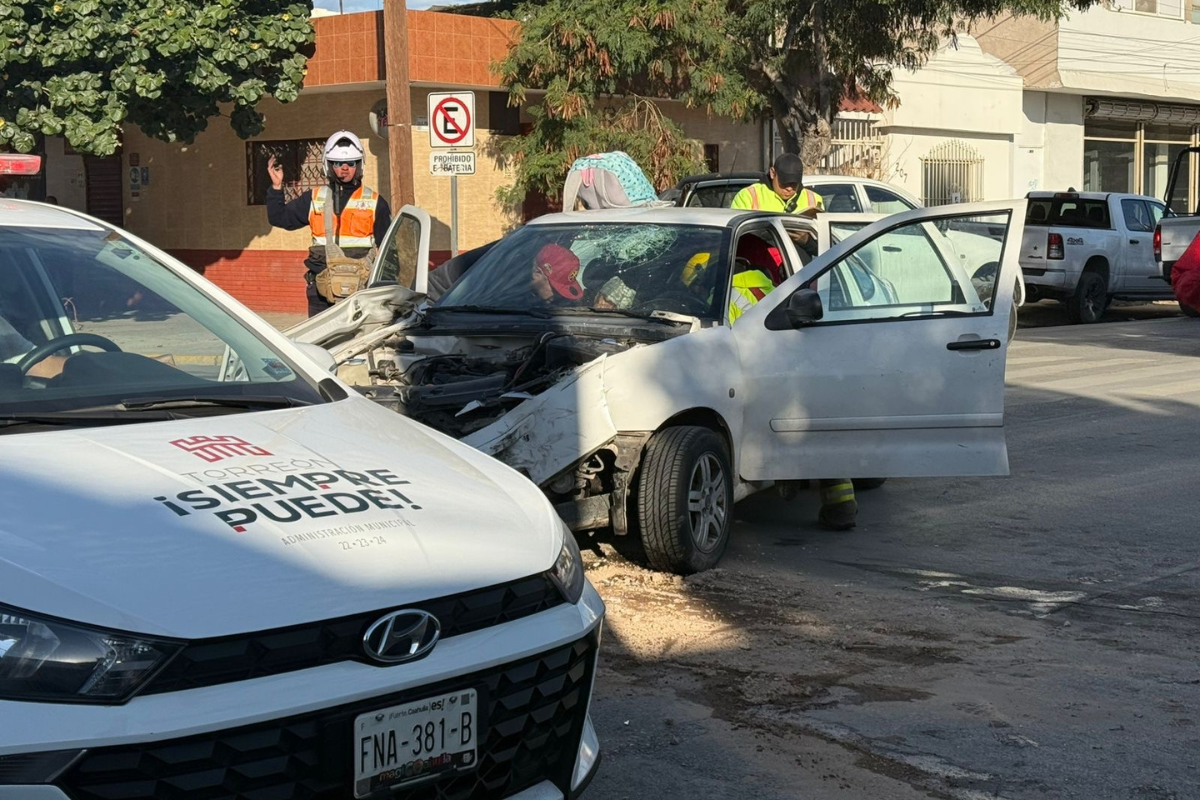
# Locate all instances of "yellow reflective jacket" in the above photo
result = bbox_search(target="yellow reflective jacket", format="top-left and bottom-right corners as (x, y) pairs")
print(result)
(730, 183), (825, 214)
(727, 270), (776, 326)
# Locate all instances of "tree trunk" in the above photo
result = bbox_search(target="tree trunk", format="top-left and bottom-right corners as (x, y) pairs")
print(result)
(769, 0), (836, 170)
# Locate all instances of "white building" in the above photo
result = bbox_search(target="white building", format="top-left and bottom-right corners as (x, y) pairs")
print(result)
(878, 35), (1026, 205)
(974, 1), (1200, 211)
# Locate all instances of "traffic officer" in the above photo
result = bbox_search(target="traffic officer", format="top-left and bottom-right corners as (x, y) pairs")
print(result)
(266, 130), (393, 317)
(729, 153), (857, 532)
(731, 153), (824, 215)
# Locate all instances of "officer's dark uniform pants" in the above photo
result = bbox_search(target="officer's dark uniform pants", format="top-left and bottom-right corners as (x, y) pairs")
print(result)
(305, 275), (334, 318)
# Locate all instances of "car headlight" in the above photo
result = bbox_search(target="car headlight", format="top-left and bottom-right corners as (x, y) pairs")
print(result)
(0, 606), (181, 703)
(548, 521), (585, 605)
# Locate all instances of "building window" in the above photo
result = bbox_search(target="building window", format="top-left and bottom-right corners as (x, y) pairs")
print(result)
(920, 140), (984, 206)
(1113, 0), (1184, 17)
(246, 139), (326, 206)
(1084, 115), (1199, 213)
(1084, 120), (1137, 194)
(703, 144), (720, 173)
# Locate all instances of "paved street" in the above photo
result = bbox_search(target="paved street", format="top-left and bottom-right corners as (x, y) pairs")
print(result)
(584, 317), (1200, 799)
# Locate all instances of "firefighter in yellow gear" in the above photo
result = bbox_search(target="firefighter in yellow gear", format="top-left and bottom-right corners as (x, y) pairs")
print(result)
(727, 269), (775, 326)
(730, 153), (858, 532)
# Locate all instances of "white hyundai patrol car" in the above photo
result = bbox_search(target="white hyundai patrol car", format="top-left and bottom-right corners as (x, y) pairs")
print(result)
(0, 155), (603, 800)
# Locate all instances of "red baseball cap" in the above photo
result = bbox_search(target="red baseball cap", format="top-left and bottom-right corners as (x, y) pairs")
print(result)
(535, 244), (584, 300)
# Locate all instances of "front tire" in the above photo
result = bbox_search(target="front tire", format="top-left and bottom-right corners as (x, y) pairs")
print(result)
(636, 426), (733, 575)
(1068, 271), (1109, 324)
(853, 478), (887, 491)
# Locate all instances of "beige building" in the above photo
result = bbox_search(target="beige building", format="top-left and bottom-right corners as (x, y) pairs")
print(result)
(975, 1), (1200, 211)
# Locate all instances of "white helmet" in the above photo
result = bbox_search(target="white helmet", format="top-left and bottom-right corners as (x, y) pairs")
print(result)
(323, 130), (364, 178)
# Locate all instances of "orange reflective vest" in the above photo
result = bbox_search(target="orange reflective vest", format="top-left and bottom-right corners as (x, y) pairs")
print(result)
(308, 185), (378, 250)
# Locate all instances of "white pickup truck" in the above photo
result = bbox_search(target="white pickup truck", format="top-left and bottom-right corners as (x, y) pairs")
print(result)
(1153, 145), (1200, 315)
(1021, 191), (1170, 323)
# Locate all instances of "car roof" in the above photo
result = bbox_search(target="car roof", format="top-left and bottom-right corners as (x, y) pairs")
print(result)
(528, 206), (772, 227)
(0, 199), (106, 230)
(806, 175), (889, 187)
(675, 172), (765, 188)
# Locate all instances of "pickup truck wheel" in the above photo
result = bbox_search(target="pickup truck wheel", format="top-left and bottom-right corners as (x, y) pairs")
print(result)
(1068, 272), (1110, 324)
(1181, 303), (1200, 318)
(852, 478), (887, 490)
(636, 426), (732, 575)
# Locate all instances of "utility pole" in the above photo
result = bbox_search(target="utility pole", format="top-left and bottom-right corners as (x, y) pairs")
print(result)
(383, 0), (415, 209)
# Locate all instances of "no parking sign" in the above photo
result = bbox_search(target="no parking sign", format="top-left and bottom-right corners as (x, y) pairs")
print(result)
(427, 92), (475, 149)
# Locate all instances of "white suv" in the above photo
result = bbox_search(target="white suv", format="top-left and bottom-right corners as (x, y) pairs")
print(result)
(0, 157), (603, 800)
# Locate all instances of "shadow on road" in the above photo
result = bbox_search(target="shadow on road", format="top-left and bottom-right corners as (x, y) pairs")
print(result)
(584, 378), (1200, 800)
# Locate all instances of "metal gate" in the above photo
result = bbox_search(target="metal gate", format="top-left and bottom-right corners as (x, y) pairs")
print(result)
(921, 140), (984, 206)
(812, 117), (885, 177)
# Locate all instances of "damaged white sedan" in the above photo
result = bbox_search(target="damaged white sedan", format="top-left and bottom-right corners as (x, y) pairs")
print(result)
(291, 201), (1026, 574)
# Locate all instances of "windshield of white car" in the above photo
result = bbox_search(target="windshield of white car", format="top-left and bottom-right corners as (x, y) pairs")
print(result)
(435, 223), (730, 321)
(0, 225), (326, 417)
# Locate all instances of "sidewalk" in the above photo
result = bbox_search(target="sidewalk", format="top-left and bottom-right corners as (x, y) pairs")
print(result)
(258, 311), (308, 331)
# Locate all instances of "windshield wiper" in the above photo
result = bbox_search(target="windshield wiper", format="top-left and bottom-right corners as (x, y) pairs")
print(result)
(554, 306), (657, 320)
(432, 305), (554, 319)
(117, 395), (312, 412)
(898, 309), (973, 318)
(553, 307), (694, 324)
(0, 410), (177, 431)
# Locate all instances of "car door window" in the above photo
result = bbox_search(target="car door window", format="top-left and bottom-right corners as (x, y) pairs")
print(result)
(1148, 201), (1166, 226)
(687, 184), (746, 208)
(779, 219), (820, 269)
(1121, 199), (1153, 233)
(865, 186), (917, 215)
(728, 226), (788, 325)
(371, 206), (431, 292)
(815, 184), (862, 213)
(808, 213), (1010, 322)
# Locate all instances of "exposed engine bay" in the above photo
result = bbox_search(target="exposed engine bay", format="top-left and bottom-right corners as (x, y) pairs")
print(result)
(336, 329), (638, 438)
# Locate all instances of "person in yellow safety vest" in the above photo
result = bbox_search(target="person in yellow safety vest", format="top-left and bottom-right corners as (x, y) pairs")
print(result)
(266, 131), (393, 317)
(731, 153), (824, 216)
(729, 153), (858, 533)
(727, 268), (775, 326)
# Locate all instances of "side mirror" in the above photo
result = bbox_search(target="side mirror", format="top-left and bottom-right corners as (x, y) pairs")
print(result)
(293, 342), (338, 373)
(785, 288), (824, 328)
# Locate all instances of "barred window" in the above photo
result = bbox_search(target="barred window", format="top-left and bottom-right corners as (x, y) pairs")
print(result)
(921, 140), (984, 206)
(246, 139), (326, 206)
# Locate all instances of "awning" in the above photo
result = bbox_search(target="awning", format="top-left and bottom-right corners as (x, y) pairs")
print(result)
(1086, 98), (1200, 125)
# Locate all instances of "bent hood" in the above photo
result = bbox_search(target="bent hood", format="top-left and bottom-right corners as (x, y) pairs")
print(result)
(0, 398), (560, 639)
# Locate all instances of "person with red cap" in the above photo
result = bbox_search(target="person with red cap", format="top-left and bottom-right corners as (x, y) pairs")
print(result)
(531, 244), (585, 304)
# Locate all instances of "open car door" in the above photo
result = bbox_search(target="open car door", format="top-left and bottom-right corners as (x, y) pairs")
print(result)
(732, 199), (1026, 482)
(287, 205), (431, 348)
(369, 205), (432, 293)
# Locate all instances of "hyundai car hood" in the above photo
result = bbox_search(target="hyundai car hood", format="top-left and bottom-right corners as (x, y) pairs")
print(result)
(0, 398), (561, 639)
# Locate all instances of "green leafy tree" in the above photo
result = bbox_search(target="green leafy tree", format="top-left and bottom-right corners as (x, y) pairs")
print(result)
(494, 0), (759, 200)
(0, 0), (314, 155)
(735, 0), (1096, 161)
(494, 0), (1098, 194)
